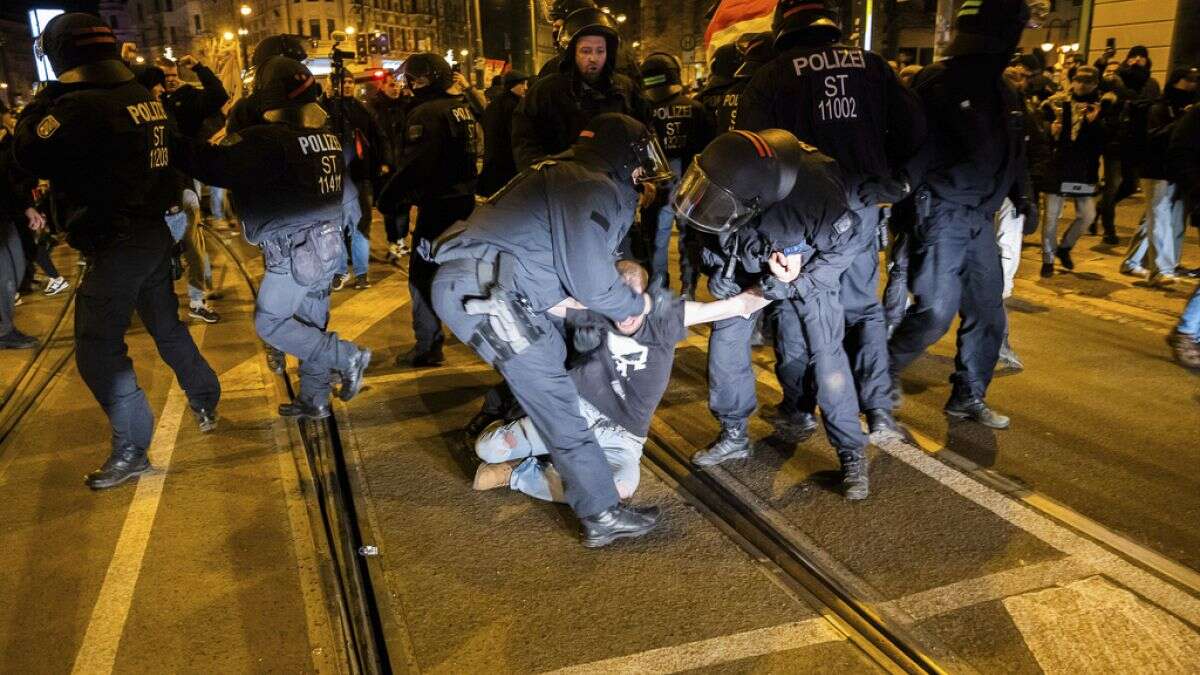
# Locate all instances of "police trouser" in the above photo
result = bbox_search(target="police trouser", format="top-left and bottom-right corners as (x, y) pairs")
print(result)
(0, 221), (25, 336)
(774, 294), (866, 462)
(707, 310), (763, 432)
(258, 224), (359, 405)
(75, 225), (220, 451)
(410, 196), (476, 354)
(840, 207), (892, 412)
(882, 197), (916, 332)
(888, 199), (1006, 400)
(432, 258), (621, 518)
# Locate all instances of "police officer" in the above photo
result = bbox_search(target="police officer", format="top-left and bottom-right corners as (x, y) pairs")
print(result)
(679, 129), (871, 499)
(431, 113), (673, 547)
(378, 53), (479, 368)
(698, 43), (743, 133)
(13, 13), (221, 489)
(738, 0), (925, 439)
(888, 0), (1039, 430)
(173, 56), (372, 420)
(638, 52), (715, 295)
(511, 7), (647, 170)
(225, 35), (309, 135)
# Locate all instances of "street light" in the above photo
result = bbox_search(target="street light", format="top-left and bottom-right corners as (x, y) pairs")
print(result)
(616, 13), (626, 23)
(237, 28), (248, 36)
(345, 26), (356, 35)
(459, 48), (468, 57)
(222, 30), (234, 41)
(239, 4), (252, 16)
(1041, 42), (1054, 53)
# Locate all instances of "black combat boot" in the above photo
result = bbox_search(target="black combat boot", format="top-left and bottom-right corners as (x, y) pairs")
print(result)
(865, 408), (899, 438)
(692, 425), (750, 467)
(580, 504), (661, 548)
(944, 394), (1010, 429)
(338, 347), (372, 402)
(0, 330), (38, 349)
(86, 444), (151, 490)
(278, 398), (331, 420)
(773, 410), (818, 443)
(1055, 246), (1074, 271)
(840, 455), (869, 501)
(265, 346), (286, 374)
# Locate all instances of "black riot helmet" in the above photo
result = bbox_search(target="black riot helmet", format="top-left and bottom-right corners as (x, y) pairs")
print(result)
(640, 52), (683, 103)
(557, 7), (620, 60)
(35, 13), (132, 84)
(255, 55), (323, 124)
(573, 113), (674, 185)
(547, 0), (597, 23)
(707, 43), (742, 89)
(945, 0), (1045, 57)
(772, 0), (842, 52)
(673, 129), (805, 235)
(402, 52), (453, 91)
(733, 32), (775, 79)
(251, 34), (308, 68)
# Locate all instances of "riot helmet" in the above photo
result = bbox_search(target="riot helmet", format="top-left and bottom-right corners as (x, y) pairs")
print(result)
(733, 32), (775, 79)
(673, 129), (804, 235)
(35, 13), (132, 84)
(557, 7), (620, 63)
(251, 34), (308, 68)
(640, 52), (683, 103)
(573, 113), (674, 185)
(547, 0), (597, 24)
(772, 0), (841, 52)
(707, 43), (742, 89)
(255, 56), (325, 126)
(402, 52), (454, 91)
(945, 0), (1047, 58)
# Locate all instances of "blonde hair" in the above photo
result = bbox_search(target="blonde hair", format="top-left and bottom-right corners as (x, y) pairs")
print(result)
(616, 260), (648, 291)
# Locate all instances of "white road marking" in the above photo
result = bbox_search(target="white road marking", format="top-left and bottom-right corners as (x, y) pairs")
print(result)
(71, 326), (205, 674)
(542, 618), (843, 675)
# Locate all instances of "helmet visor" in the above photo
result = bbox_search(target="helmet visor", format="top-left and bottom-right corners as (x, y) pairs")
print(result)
(671, 158), (758, 234)
(634, 133), (675, 184)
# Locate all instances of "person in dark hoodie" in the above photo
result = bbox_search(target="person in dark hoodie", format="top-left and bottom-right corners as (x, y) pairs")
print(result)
(365, 71), (412, 264)
(1039, 65), (1107, 277)
(887, 0), (1040, 431)
(477, 70), (529, 197)
(1091, 57), (1137, 244)
(1119, 45), (1161, 101)
(1121, 67), (1198, 285)
(511, 7), (647, 169)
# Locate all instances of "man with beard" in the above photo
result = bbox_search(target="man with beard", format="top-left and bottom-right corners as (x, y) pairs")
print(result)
(887, 0), (1040, 430)
(511, 7), (647, 169)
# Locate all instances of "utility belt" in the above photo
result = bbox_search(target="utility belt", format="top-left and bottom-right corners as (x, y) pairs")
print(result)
(465, 251), (546, 364)
(261, 220), (345, 288)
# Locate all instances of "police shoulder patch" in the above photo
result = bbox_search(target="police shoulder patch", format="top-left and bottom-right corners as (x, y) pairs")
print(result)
(406, 124), (424, 142)
(833, 213), (854, 234)
(36, 115), (61, 139)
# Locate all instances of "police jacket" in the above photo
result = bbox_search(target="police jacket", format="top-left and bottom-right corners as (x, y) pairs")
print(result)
(1167, 105), (1200, 209)
(905, 55), (1029, 214)
(172, 111), (345, 244)
(511, 66), (646, 170)
(738, 43), (925, 182)
(751, 149), (865, 303)
(162, 65), (229, 138)
(382, 87), (479, 207)
(698, 78), (740, 133)
(434, 156), (645, 322)
(478, 90), (523, 196)
(1039, 90), (1106, 189)
(646, 90), (716, 166)
(13, 78), (178, 250)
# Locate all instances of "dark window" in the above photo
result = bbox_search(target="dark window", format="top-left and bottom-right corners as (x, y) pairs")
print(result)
(193, 14), (201, 31)
(164, 0), (172, 11)
(137, 3), (144, 20)
(309, 19), (321, 38)
(297, 19), (305, 34)
(169, 26), (176, 42)
(109, 15), (119, 29)
(327, 19), (335, 36)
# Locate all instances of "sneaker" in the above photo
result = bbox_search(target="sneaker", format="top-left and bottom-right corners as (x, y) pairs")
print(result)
(1120, 264), (1149, 277)
(188, 303), (220, 324)
(1040, 263), (1053, 278)
(0, 330), (39, 349)
(692, 426), (751, 467)
(1183, 267), (1200, 279)
(353, 276), (372, 290)
(1149, 272), (1178, 287)
(473, 460), (522, 491)
(13, 293), (22, 306)
(43, 276), (70, 296)
(1055, 247), (1074, 271)
(397, 240), (411, 256)
(865, 408), (900, 438)
(1166, 330), (1200, 370)
(997, 337), (1024, 371)
(387, 242), (404, 264)
(944, 396), (1010, 429)
(331, 273), (351, 292)
(192, 406), (218, 433)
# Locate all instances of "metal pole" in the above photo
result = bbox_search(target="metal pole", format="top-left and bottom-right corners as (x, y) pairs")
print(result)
(472, 0), (484, 86)
(528, 0), (540, 74)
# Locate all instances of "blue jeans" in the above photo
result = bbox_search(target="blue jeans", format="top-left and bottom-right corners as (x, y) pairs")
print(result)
(1179, 284), (1200, 339)
(1124, 180), (1185, 274)
(210, 186), (226, 221)
(1042, 193), (1096, 263)
(649, 158), (683, 283)
(336, 179), (372, 278)
(164, 209), (207, 305)
(476, 399), (644, 502)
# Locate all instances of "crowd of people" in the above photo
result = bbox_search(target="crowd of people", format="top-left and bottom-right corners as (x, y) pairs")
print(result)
(2, 0), (1197, 546)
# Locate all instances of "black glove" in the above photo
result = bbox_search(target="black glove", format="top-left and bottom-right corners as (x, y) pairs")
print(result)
(1016, 196), (1039, 235)
(856, 174), (911, 208)
(646, 273), (681, 323)
(707, 271), (742, 300)
(565, 308), (608, 355)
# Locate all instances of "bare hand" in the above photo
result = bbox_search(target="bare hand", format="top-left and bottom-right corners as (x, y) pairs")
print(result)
(767, 251), (803, 283)
(1051, 121), (1063, 138)
(121, 42), (139, 62)
(734, 288), (771, 318)
(452, 72), (470, 91)
(546, 297), (586, 317)
(178, 55), (199, 69)
(638, 181), (657, 208)
(25, 208), (46, 233)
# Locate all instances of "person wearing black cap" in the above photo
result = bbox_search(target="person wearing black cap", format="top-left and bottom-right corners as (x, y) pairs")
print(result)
(172, 56), (372, 421)
(699, 42), (743, 133)
(13, 12), (221, 489)
(375, 52), (479, 368)
(637, 52), (716, 296)
(431, 113), (673, 547)
(887, 0), (1042, 430)
(511, 7), (647, 170)
(225, 34), (309, 135)
(477, 70), (530, 197)
(737, 0), (924, 440)
(677, 129), (873, 499)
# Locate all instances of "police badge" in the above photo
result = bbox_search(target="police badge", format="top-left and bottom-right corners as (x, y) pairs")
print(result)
(37, 115), (60, 139)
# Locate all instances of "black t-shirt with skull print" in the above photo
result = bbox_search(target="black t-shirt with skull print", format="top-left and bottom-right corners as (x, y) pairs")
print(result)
(569, 302), (688, 438)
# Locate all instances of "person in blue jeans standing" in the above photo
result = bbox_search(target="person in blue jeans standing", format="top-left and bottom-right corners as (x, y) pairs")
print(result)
(1165, 101), (1200, 370)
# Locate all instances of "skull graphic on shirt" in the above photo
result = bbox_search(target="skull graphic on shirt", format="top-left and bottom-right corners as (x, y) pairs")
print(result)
(607, 333), (649, 378)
